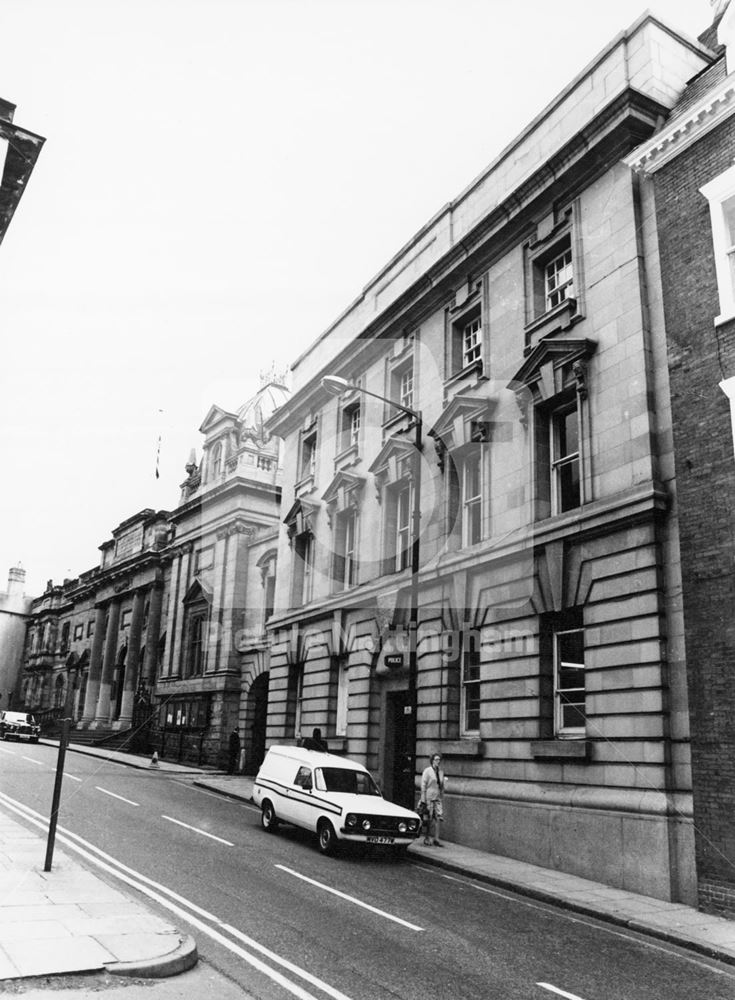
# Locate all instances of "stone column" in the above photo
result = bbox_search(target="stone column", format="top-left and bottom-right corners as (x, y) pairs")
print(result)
(117, 590), (145, 727)
(168, 544), (192, 678)
(93, 599), (121, 726)
(141, 583), (164, 686)
(81, 605), (107, 724)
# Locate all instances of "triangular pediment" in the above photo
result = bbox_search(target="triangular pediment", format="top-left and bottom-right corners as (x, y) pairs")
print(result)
(284, 497), (320, 537)
(183, 576), (213, 605)
(199, 405), (239, 435)
(509, 336), (596, 392)
(321, 471), (366, 507)
(430, 393), (496, 450)
(367, 435), (416, 476)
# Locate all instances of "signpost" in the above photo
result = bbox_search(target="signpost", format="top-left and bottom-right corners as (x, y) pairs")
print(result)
(44, 717), (70, 872)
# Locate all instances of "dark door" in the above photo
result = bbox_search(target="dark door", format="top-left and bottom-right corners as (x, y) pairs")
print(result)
(247, 672), (269, 774)
(388, 690), (415, 809)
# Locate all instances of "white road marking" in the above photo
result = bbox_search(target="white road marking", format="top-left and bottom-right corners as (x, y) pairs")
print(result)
(21, 756), (44, 765)
(537, 985), (587, 1000)
(276, 864), (424, 931)
(162, 814), (234, 846)
(65, 774), (82, 782)
(0, 791), (355, 1000)
(95, 786), (139, 806)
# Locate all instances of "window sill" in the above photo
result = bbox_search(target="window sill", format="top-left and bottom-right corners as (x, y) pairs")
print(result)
(531, 739), (591, 759)
(443, 360), (484, 394)
(334, 443), (360, 470)
(715, 310), (735, 328)
(294, 475), (317, 498)
(524, 299), (579, 354)
(438, 739), (486, 758)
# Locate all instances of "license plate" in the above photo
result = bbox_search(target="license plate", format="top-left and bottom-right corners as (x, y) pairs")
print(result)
(366, 835), (394, 844)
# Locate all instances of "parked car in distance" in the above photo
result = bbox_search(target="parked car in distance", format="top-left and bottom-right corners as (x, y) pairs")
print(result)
(0, 711), (40, 743)
(253, 744), (422, 855)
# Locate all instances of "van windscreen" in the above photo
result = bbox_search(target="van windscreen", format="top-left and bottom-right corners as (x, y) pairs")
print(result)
(317, 768), (380, 795)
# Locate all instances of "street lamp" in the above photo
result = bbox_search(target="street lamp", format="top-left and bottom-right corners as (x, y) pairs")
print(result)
(321, 374), (422, 807)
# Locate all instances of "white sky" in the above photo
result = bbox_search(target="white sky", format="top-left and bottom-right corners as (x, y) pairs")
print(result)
(0, 0), (714, 597)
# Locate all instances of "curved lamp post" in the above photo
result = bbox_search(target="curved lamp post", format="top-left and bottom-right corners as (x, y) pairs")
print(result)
(321, 374), (422, 807)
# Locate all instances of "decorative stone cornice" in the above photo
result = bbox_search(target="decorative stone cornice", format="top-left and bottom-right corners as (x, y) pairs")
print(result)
(626, 75), (735, 176)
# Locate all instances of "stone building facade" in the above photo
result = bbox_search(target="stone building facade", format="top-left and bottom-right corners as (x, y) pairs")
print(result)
(263, 14), (712, 902)
(18, 376), (287, 771)
(627, 0), (735, 917)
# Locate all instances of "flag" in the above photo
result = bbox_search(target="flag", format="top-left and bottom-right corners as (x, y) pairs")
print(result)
(155, 434), (161, 479)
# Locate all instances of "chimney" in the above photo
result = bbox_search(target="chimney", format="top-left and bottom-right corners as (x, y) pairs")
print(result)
(7, 563), (25, 597)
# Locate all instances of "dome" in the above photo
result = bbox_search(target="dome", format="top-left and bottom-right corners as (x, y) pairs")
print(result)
(237, 376), (290, 443)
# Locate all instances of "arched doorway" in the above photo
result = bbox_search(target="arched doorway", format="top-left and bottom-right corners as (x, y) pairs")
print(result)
(245, 672), (269, 774)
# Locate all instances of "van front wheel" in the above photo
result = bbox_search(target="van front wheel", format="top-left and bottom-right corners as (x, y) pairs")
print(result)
(317, 819), (337, 855)
(261, 801), (279, 833)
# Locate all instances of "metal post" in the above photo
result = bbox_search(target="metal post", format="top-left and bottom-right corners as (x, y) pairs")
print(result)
(407, 415), (422, 804)
(44, 717), (70, 871)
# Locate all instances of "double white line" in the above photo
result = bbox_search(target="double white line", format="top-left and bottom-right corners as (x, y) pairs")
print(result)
(0, 790), (352, 1000)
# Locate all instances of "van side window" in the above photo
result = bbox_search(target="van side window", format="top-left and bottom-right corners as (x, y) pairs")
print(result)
(293, 766), (312, 789)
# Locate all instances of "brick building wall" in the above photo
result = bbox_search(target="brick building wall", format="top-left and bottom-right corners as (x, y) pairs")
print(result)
(654, 112), (735, 916)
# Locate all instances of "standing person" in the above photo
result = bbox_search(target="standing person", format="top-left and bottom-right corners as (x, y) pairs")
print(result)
(228, 728), (241, 774)
(419, 752), (446, 847)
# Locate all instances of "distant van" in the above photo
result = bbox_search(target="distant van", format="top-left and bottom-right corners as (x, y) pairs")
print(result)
(253, 745), (421, 855)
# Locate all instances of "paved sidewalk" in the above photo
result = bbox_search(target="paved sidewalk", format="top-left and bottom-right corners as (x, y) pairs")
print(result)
(0, 810), (196, 981)
(197, 773), (735, 966)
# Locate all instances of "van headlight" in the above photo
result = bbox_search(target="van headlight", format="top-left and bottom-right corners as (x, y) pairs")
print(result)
(398, 821), (408, 833)
(408, 819), (419, 831)
(362, 819), (371, 831)
(346, 814), (357, 828)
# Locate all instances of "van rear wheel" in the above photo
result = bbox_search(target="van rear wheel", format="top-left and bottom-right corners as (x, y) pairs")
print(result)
(317, 819), (337, 855)
(261, 801), (279, 833)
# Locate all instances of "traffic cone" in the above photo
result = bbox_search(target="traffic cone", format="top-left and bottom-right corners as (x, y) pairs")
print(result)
(149, 751), (160, 768)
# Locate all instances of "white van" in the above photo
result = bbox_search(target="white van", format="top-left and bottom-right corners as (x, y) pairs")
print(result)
(253, 745), (421, 855)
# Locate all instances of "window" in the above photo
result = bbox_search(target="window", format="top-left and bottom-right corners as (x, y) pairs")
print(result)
(121, 609), (132, 628)
(160, 696), (210, 730)
(544, 243), (574, 311)
(293, 765), (312, 789)
(449, 304), (483, 376)
(299, 427), (317, 482)
(701, 165), (735, 324)
(551, 404), (580, 514)
(185, 611), (207, 677)
(182, 583), (211, 678)
(393, 484), (412, 572)
(462, 450), (483, 545)
(334, 509), (358, 589)
(335, 657), (349, 736)
(286, 663), (305, 738)
(340, 402), (361, 452)
(461, 634), (481, 734)
(210, 442), (223, 479)
(87, 620), (95, 638)
(462, 314), (482, 368)
(387, 358), (414, 421)
(554, 627), (585, 737)
(293, 532), (315, 605)
(60, 623), (70, 652)
(73, 623), (83, 642)
(525, 208), (580, 333)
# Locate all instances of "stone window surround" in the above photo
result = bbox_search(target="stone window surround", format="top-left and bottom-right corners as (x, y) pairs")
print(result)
(701, 162), (735, 326)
